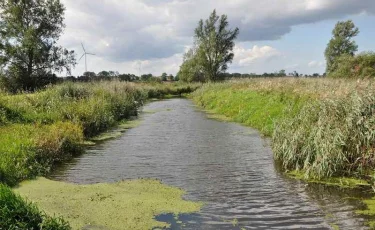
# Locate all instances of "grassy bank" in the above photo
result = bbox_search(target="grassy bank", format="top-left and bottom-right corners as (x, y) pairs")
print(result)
(0, 81), (200, 186)
(191, 78), (375, 180)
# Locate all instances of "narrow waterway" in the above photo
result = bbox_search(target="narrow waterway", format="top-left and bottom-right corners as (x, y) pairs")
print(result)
(50, 99), (371, 230)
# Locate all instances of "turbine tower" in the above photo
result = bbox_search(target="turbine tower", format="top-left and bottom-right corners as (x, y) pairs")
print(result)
(79, 43), (95, 73)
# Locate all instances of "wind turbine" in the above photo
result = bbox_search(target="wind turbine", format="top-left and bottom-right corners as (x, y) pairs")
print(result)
(78, 43), (95, 73)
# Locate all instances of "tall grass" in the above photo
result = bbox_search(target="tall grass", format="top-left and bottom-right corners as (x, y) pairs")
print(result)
(0, 81), (200, 186)
(0, 184), (70, 229)
(273, 89), (375, 179)
(192, 78), (375, 179)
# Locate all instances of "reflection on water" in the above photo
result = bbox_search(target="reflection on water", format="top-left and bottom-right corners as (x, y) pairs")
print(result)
(50, 99), (371, 229)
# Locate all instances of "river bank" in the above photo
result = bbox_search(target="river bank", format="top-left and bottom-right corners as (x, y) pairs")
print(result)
(28, 98), (374, 229)
(0, 81), (201, 229)
(191, 78), (375, 181)
(191, 78), (375, 228)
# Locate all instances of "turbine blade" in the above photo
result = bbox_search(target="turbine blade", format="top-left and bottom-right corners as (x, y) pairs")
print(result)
(81, 43), (86, 53)
(78, 54), (85, 61)
(86, 53), (96, 56)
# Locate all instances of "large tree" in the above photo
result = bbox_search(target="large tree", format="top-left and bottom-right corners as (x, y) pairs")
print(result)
(325, 20), (359, 75)
(195, 10), (239, 81)
(0, 0), (75, 91)
(179, 10), (239, 82)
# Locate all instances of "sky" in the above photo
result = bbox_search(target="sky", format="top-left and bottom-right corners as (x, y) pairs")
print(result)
(58, 0), (375, 76)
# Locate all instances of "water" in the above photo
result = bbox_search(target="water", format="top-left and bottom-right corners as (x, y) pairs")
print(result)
(50, 99), (372, 229)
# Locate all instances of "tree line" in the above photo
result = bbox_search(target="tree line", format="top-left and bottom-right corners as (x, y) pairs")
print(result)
(0, 0), (374, 92)
(63, 71), (178, 83)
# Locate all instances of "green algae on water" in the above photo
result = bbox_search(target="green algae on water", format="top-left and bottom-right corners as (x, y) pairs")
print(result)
(356, 197), (375, 228)
(89, 120), (142, 142)
(117, 120), (141, 130)
(15, 178), (202, 230)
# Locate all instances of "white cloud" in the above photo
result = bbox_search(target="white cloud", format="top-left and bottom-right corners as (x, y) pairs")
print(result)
(233, 45), (281, 67)
(308, 61), (324, 68)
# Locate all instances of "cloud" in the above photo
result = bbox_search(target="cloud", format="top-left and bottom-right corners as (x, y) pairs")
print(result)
(233, 45), (281, 67)
(57, 0), (374, 75)
(60, 0), (375, 61)
(308, 61), (325, 68)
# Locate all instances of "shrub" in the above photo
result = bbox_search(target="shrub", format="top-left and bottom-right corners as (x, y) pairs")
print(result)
(329, 52), (375, 78)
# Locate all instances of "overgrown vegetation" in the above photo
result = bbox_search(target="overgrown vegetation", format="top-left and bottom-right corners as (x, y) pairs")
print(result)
(0, 183), (70, 230)
(192, 78), (375, 180)
(0, 81), (200, 186)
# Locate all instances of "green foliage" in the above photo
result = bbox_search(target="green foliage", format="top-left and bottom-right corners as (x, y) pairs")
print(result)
(161, 72), (168, 81)
(194, 10), (239, 81)
(325, 20), (359, 74)
(0, 0), (75, 92)
(0, 183), (70, 229)
(329, 52), (375, 78)
(178, 48), (205, 82)
(178, 10), (239, 82)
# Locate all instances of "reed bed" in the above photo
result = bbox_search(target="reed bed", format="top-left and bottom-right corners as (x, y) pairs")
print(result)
(192, 78), (375, 180)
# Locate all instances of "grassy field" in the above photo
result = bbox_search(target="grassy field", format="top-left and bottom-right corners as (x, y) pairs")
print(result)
(192, 78), (375, 180)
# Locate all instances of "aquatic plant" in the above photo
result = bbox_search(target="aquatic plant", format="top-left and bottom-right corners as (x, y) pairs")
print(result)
(15, 178), (202, 230)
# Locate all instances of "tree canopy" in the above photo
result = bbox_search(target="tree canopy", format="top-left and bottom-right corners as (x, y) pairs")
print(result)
(0, 0), (75, 92)
(178, 10), (239, 82)
(325, 20), (359, 75)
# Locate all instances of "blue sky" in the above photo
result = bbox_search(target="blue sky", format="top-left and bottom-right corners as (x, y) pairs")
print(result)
(59, 0), (375, 76)
(231, 14), (375, 75)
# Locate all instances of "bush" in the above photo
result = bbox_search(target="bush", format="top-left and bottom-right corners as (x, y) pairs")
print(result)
(329, 52), (375, 78)
(0, 184), (70, 229)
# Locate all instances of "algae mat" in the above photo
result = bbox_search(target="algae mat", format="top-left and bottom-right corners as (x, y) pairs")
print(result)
(15, 178), (202, 230)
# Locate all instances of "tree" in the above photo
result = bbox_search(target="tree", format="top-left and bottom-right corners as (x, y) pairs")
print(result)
(98, 71), (110, 78)
(325, 20), (359, 75)
(168, 74), (174, 81)
(194, 10), (239, 81)
(0, 0), (75, 91)
(83, 71), (96, 78)
(278, 69), (286, 77)
(174, 74), (179, 81)
(178, 46), (205, 82)
(141, 74), (152, 81)
(178, 10), (239, 82)
(161, 72), (167, 81)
